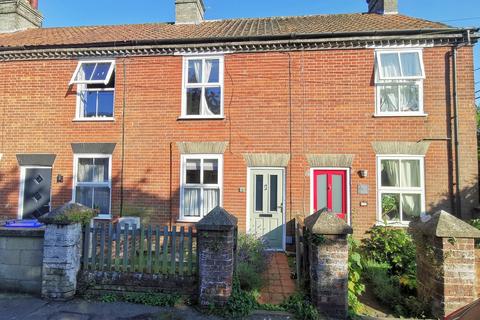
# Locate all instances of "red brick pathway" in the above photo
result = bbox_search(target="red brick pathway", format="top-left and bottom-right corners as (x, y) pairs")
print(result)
(258, 253), (297, 305)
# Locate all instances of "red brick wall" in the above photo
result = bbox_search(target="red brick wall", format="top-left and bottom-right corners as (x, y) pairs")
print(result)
(0, 46), (477, 236)
(417, 237), (478, 318)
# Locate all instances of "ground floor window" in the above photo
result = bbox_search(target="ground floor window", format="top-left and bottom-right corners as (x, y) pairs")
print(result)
(377, 156), (425, 225)
(73, 154), (112, 216)
(180, 154), (223, 221)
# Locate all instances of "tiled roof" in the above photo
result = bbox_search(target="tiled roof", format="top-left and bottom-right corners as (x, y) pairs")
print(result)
(0, 13), (452, 50)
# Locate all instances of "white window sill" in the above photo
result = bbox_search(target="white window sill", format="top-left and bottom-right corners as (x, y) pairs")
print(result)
(375, 221), (410, 228)
(177, 218), (202, 223)
(94, 215), (112, 220)
(373, 113), (428, 118)
(73, 118), (115, 122)
(177, 116), (225, 121)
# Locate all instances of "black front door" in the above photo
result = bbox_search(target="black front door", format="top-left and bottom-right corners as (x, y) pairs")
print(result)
(22, 167), (52, 219)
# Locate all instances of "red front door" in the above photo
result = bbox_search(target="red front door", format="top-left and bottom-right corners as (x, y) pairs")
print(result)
(313, 170), (347, 220)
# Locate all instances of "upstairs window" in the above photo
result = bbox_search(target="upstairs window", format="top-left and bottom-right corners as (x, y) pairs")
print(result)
(375, 50), (425, 116)
(70, 61), (116, 120)
(182, 56), (224, 118)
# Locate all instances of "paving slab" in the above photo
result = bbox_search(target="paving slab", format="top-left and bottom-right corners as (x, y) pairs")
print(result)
(0, 293), (295, 320)
(0, 293), (48, 320)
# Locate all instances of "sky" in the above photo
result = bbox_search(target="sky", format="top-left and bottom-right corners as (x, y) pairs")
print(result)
(38, 0), (480, 99)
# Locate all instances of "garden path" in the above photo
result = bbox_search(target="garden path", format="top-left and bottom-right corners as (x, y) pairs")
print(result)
(258, 253), (296, 305)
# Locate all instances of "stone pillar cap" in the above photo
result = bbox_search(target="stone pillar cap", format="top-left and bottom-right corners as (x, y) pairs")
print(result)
(410, 210), (480, 239)
(304, 209), (353, 235)
(196, 206), (238, 231)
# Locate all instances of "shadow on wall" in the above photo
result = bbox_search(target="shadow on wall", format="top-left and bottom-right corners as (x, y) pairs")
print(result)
(0, 166), (23, 219)
(427, 183), (479, 220)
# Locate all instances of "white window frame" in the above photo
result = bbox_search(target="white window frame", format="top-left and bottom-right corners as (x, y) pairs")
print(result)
(374, 49), (426, 117)
(376, 155), (426, 227)
(179, 154), (223, 222)
(69, 60), (116, 85)
(71, 60), (116, 121)
(376, 50), (425, 80)
(72, 154), (112, 218)
(180, 56), (225, 119)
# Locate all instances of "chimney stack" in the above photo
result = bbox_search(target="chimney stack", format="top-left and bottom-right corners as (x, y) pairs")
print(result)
(367, 0), (398, 15)
(175, 0), (205, 24)
(0, 0), (43, 33)
(30, 0), (38, 10)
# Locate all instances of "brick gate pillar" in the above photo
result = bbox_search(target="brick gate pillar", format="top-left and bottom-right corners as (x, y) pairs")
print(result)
(39, 203), (95, 301)
(411, 210), (480, 318)
(196, 206), (238, 307)
(304, 209), (353, 320)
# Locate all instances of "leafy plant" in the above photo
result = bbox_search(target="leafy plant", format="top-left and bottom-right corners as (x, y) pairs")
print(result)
(362, 259), (427, 318)
(100, 293), (118, 303)
(52, 208), (96, 225)
(123, 292), (181, 307)
(236, 234), (270, 291)
(361, 226), (416, 278)
(280, 292), (321, 320)
(381, 195), (399, 220)
(93, 292), (180, 307)
(219, 278), (259, 318)
(469, 219), (480, 247)
(348, 237), (365, 315)
(236, 263), (264, 291)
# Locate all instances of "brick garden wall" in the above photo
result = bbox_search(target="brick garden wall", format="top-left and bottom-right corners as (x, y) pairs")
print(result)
(77, 270), (197, 298)
(416, 236), (477, 318)
(0, 47), (477, 237)
(476, 249), (480, 296)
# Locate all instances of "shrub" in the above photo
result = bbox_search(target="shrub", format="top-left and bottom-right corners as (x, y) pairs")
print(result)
(219, 278), (259, 318)
(363, 260), (428, 318)
(280, 292), (321, 320)
(348, 237), (365, 315)
(361, 226), (416, 278)
(361, 227), (429, 318)
(236, 234), (270, 291)
(236, 263), (264, 291)
(469, 219), (480, 247)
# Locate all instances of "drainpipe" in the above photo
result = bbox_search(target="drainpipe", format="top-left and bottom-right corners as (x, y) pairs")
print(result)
(451, 30), (474, 218)
(452, 39), (462, 219)
(452, 46), (461, 217)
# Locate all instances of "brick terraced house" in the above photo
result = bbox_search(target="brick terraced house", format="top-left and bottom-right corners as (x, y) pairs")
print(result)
(0, 0), (478, 250)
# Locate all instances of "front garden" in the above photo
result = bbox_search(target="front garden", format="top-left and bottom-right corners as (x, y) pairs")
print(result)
(348, 226), (427, 319)
(218, 234), (321, 319)
(349, 218), (480, 319)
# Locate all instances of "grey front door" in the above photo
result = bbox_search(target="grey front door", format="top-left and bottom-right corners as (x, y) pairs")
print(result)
(21, 167), (52, 219)
(249, 169), (284, 250)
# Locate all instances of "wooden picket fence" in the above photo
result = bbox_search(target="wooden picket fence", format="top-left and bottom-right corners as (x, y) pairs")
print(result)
(82, 223), (197, 276)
